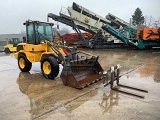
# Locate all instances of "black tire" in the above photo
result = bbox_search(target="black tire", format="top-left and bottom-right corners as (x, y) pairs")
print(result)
(41, 56), (59, 79)
(18, 54), (32, 72)
(4, 48), (10, 54)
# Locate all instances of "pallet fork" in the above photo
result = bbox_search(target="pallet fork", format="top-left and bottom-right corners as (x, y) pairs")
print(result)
(100, 64), (148, 98)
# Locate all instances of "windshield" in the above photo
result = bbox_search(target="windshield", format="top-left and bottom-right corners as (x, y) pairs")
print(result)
(9, 38), (20, 44)
(12, 38), (20, 44)
(35, 22), (53, 43)
(26, 21), (53, 44)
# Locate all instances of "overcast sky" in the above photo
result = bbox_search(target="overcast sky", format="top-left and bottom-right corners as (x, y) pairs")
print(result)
(0, 0), (159, 34)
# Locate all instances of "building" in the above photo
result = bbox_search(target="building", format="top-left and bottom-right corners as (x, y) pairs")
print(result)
(0, 33), (26, 49)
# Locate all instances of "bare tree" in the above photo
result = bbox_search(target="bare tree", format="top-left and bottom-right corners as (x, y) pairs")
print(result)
(144, 16), (160, 28)
(53, 27), (70, 36)
(153, 20), (160, 28)
(59, 27), (70, 35)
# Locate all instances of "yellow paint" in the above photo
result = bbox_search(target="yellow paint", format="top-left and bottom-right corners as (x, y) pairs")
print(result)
(19, 57), (25, 69)
(4, 44), (16, 52)
(15, 41), (67, 65)
(42, 61), (51, 74)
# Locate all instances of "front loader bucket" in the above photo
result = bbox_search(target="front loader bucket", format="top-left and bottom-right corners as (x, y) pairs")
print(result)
(60, 51), (103, 89)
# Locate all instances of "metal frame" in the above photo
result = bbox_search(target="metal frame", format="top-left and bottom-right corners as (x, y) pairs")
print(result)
(100, 64), (148, 98)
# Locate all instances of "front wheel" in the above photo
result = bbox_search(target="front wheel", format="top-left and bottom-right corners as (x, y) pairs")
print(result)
(18, 54), (32, 72)
(41, 56), (59, 79)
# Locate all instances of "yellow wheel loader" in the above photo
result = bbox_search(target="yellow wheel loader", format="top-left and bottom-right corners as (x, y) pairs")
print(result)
(4, 38), (20, 54)
(14, 20), (103, 89)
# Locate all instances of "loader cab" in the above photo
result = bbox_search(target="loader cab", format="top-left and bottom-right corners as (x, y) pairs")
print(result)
(24, 20), (54, 44)
(9, 38), (20, 47)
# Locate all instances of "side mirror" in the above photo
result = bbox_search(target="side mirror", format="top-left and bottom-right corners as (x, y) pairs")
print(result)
(25, 21), (30, 26)
(23, 37), (26, 42)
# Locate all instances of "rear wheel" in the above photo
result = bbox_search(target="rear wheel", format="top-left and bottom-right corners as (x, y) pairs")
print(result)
(18, 54), (32, 72)
(4, 48), (10, 54)
(41, 56), (59, 79)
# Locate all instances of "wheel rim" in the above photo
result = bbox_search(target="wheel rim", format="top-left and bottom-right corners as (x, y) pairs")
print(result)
(19, 58), (25, 69)
(43, 61), (51, 74)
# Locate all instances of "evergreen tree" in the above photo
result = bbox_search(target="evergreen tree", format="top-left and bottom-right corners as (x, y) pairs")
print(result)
(132, 8), (144, 26)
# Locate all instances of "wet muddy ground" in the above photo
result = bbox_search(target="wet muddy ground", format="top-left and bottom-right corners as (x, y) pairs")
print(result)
(0, 49), (160, 120)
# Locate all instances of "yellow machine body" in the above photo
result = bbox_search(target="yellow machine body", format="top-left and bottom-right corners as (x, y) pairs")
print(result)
(4, 44), (17, 53)
(14, 42), (66, 63)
